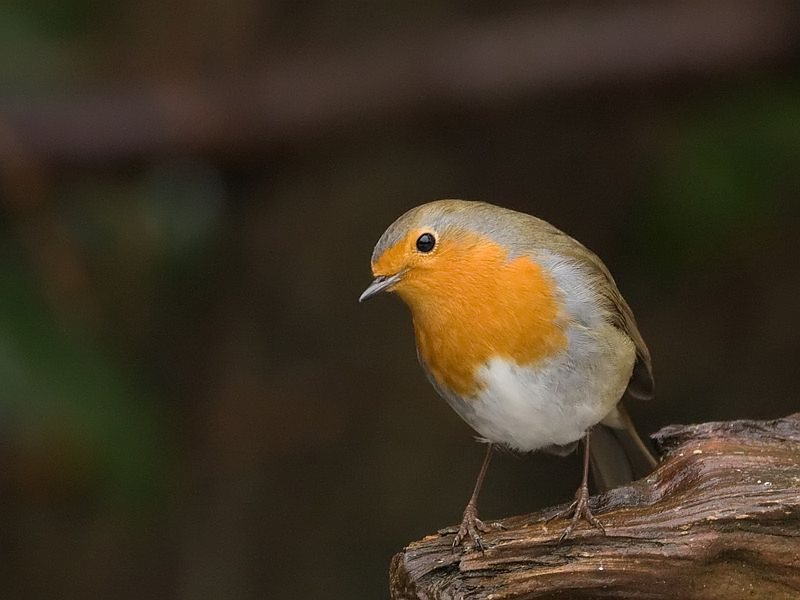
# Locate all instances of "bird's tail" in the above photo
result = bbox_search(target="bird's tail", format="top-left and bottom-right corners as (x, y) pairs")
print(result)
(589, 402), (657, 492)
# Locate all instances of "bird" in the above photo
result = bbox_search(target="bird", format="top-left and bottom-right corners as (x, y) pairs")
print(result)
(359, 199), (656, 550)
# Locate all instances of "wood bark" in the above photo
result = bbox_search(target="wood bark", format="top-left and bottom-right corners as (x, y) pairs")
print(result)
(389, 414), (800, 599)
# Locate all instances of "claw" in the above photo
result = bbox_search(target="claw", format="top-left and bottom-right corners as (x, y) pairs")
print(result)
(452, 503), (494, 551)
(452, 444), (497, 552)
(548, 483), (606, 543)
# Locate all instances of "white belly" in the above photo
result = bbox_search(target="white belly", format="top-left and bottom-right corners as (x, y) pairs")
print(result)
(441, 324), (635, 452)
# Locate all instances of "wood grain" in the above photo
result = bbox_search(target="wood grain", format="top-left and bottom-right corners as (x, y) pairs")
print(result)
(390, 414), (800, 599)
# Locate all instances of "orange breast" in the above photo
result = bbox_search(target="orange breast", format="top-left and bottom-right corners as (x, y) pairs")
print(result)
(394, 235), (567, 397)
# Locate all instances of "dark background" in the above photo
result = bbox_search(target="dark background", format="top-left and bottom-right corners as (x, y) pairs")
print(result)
(1, 1), (798, 598)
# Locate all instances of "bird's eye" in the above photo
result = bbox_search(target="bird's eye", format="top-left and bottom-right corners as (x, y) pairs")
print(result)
(415, 233), (436, 253)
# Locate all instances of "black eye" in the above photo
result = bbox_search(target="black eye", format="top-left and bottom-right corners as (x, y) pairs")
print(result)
(416, 233), (436, 253)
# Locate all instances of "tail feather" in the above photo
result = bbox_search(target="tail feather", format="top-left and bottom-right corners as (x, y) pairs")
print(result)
(589, 403), (657, 492)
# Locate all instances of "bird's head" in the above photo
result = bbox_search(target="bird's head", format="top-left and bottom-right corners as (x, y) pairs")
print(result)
(359, 200), (508, 308)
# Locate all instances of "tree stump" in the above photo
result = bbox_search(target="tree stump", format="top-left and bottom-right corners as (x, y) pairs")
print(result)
(389, 414), (800, 599)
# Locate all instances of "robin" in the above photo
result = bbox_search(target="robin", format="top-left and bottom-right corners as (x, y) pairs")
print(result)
(360, 199), (656, 549)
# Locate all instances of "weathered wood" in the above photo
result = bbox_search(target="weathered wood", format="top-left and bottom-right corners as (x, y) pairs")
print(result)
(390, 414), (800, 599)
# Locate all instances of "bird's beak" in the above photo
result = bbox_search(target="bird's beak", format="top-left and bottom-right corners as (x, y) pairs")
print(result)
(359, 272), (403, 302)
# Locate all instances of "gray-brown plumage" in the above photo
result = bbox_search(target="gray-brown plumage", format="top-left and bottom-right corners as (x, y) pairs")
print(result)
(361, 199), (657, 547)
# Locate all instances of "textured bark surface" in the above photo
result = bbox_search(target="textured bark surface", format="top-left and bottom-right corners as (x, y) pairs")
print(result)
(389, 414), (800, 599)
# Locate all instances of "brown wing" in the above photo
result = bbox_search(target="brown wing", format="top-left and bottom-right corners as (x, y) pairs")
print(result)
(606, 285), (654, 400)
(587, 255), (654, 401)
(520, 218), (654, 401)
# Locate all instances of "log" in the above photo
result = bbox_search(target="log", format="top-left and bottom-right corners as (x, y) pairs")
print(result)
(389, 414), (800, 599)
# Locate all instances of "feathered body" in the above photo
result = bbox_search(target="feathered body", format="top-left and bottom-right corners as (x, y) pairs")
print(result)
(361, 199), (656, 546)
(369, 200), (652, 454)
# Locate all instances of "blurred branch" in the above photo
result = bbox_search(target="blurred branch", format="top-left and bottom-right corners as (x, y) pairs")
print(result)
(1, 0), (799, 166)
(390, 414), (800, 600)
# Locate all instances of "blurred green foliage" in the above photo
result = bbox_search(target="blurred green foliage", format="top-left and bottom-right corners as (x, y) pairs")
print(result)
(640, 86), (800, 277)
(0, 241), (170, 510)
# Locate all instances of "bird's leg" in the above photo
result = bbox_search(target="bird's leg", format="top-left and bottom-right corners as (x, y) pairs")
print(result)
(546, 429), (607, 543)
(453, 443), (495, 551)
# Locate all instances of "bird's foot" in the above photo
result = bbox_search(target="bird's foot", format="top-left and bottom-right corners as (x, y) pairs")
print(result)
(452, 503), (500, 552)
(546, 483), (606, 543)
